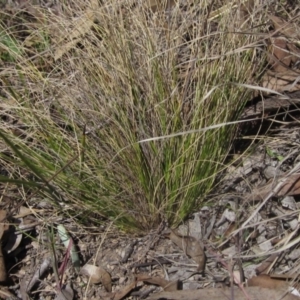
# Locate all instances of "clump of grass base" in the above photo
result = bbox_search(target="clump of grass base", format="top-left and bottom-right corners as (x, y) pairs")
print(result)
(0, 0), (266, 233)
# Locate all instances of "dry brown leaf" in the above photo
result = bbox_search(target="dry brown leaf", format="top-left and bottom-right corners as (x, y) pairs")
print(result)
(14, 206), (42, 218)
(268, 37), (291, 72)
(81, 264), (111, 291)
(247, 173), (300, 202)
(269, 15), (299, 39)
(163, 281), (178, 292)
(54, 0), (99, 60)
(136, 274), (178, 291)
(109, 280), (136, 300)
(248, 274), (289, 290)
(287, 43), (300, 64)
(15, 206), (32, 218)
(255, 254), (279, 275)
(224, 222), (237, 238)
(167, 229), (206, 273)
(261, 70), (300, 94)
(147, 286), (299, 300)
(271, 274), (296, 280)
(276, 173), (300, 196)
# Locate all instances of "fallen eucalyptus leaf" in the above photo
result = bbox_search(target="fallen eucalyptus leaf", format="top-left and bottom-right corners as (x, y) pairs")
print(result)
(14, 206), (35, 218)
(287, 42), (300, 64)
(81, 264), (111, 291)
(262, 70), (300, 93)
(147, 286), (299, 300)
(246, 173), (300, 202)
(137, 274), (178, 291)
(269, 15), (299, 39)
(54, 0), (99, 60)
(248, 274), (289, 289)
(255, 254), (279, 275)
(167, 229), (206, 273)
(268, 37), (292, 72)
(110, 280), (136, 300)
(276, 173), (300, 196)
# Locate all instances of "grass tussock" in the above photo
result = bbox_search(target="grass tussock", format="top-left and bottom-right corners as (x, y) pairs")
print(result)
(0, 0), (267, 233)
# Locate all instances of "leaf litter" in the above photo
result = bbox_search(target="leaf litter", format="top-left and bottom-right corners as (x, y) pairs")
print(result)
(1, 111), (300, 299)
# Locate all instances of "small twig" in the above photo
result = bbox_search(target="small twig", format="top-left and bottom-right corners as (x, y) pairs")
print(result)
(208, 250), (251, 300)
(242, 161), (300, 229)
